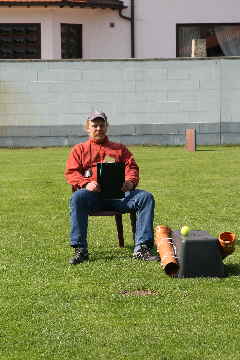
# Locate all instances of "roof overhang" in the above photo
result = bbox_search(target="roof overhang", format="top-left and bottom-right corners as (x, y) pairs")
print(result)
(0, 0), (127, 8)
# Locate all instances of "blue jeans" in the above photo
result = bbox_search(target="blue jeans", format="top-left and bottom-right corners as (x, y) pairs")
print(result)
(69, 189), (155, 252)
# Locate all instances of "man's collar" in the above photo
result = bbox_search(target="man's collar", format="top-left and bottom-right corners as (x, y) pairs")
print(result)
(89, 136), (109, 145)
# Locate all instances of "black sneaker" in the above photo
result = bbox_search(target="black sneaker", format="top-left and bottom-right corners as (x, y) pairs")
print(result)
(133, 245), (160, 261)
(69, 248), (89, 265)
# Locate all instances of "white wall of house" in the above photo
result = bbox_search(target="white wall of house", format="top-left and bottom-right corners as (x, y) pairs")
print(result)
(0, 7), (130, 59)
(124, 0), (240, 58)
(1, 1), (240, 59)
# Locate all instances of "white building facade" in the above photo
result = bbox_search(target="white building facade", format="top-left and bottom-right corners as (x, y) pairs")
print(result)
(0, 0), (240, 59)
(133, 0), (240, 58)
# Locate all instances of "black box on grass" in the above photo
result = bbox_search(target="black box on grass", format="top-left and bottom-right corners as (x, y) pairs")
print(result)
(172, 230), (225, 278)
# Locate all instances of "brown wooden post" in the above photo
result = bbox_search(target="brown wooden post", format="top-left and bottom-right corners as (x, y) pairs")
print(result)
(185, 128), (196, 152)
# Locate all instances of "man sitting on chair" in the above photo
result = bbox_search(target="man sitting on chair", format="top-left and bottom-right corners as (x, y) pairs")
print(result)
(64, 111), (158, 265)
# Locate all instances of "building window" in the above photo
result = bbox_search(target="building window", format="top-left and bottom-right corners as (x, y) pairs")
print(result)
(61, 24), (82, 59)
(0, 23), (41, 59)
(177, 23), (240, 57)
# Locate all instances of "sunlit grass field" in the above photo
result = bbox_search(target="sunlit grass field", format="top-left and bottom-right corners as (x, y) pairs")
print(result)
(0, 145), (240, 360)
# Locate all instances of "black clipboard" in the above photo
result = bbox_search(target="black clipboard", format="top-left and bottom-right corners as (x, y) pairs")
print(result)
(97, 162), (125, 199)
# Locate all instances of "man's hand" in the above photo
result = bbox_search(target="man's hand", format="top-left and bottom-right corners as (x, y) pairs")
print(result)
(85, 181), (101, 192)
(121, 180), (134, 192)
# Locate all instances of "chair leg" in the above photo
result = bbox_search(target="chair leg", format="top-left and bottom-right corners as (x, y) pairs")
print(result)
(130, 212), (136, 244)
(115, 214), (124, 247)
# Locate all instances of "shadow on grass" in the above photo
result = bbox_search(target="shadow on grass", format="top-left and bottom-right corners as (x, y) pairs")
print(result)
(91, 249), (132, 262)
(124, 244), (134, 251)
(224, 263), (240, 276)
(101, 254), (130, 261)
(92, 243), (160, 262)
(196, 149), (216, 152)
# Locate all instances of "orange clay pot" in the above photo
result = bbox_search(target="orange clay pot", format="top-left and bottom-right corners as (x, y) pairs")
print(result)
(155, 225), (179, 276)
(218, 232), (237, 259)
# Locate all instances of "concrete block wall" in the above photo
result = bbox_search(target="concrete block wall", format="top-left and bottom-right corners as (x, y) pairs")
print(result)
(0, 58), (240, 147)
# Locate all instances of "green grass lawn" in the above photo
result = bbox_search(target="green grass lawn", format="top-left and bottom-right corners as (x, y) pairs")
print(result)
(0, 145), (240, 360)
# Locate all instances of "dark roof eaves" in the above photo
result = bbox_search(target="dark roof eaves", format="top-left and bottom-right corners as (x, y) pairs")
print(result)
(0, 0), (126, 8)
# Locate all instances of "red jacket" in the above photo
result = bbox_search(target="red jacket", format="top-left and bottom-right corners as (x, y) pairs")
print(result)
(64, 136), (139, 189)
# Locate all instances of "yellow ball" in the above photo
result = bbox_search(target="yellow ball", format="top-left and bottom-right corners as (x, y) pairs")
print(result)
(180, 226), (190, 237)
